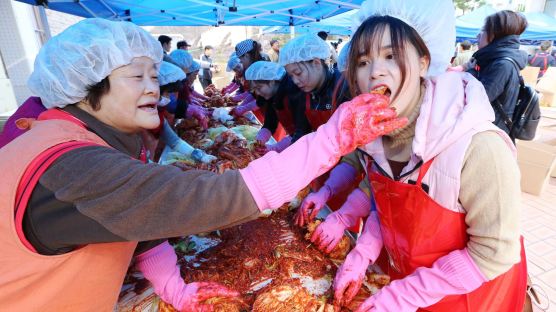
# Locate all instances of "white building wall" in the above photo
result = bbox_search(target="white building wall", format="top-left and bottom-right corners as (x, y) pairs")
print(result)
(45, 9), (83, 36)
(526, 0), (547, 12)
(0, 1), (43, 110)
(546, 0), (556, 16)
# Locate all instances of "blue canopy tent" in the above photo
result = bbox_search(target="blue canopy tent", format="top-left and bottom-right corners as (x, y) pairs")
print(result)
(455, 5), (496, 41)
(455, 5), (556, 41)
(15, 0), (362, 27)
(262, 9), (356, 36)
(522, 12), (556, 41)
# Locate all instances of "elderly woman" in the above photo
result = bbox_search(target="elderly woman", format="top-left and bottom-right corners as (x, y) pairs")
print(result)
(0, 18), (404, 310)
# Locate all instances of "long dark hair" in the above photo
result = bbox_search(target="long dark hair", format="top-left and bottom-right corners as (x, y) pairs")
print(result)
(346, 16), (430, 99)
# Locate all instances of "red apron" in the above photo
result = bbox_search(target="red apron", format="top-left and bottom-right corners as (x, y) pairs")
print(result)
(275, 97), (295, 134)
(369, 159), (528, 312)
(304, 74), (344, 131)
(241, 76), (249, 92)
(304, 93), (333, 131)
(253, 99), (287, 142)
(150, 108), (166, 138)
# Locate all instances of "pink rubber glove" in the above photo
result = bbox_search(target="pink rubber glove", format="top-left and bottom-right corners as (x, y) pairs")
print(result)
(334, 210), (383, 307)
(192, 89), (209, 101)
(266, 136), (292, 153)
(189, 99), (209, 113)
(295, 186), (331, 226)
(256, 128), (273, 144)
(231, 92), (249, 102)
(136, 241), (240, 311)
(243, 93), (255, 104)
(228, 83), (240, 94)
(354, 249), (488, 312)
(223, 82), (240, 95)
(190, 97), (204, 107)
(447, 65), (464, 72)
(187, 104), (209, 130)
(311, 188), (371, 253)
(240, 93), (407, 211)
(294, 162), (358, 226)
(231, 99), (258, 117)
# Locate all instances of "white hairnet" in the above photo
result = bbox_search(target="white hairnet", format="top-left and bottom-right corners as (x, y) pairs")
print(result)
(28, 18), (163, 109)
(338, 41), (351, 72)
(279, 34), (331, 66)
(226, 52), (241, 72)
(352, 0), (455, 77)
(158, 61), (186, 86)
(188, 60), (201, 73)
(245, 61), (286, 81)
(169, 49), (193, 71)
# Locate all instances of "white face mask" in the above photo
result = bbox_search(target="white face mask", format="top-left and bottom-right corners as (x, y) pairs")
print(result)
(158, 96), (171, 107)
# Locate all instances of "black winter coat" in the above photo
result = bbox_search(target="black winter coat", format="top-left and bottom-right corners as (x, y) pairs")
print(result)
(468, 35), (528, 134)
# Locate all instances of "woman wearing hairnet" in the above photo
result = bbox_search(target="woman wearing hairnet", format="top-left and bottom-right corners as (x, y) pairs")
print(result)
(0, 18), (406, 310)
(220, 52), (242, 95)
(148, 61), (215, 163)
(230, 39), (269, 118)
(231, 39), (289, 141)
(184, 60), (212, 107)
(279, 34), (345, 132)
(285, 35), (363, 225)
(168, 49), (209, 129)
(244, 61), (311, 153)
(317, 1), (526, 311)
(226, 52), (257, 113)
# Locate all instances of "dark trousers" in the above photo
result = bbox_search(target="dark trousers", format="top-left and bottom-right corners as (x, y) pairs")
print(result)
(199, 77), (213, 90)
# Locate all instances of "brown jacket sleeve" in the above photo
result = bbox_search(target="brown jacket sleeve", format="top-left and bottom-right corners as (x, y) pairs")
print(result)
(459, 131), (521, 279)
(40, 146), (261, 242)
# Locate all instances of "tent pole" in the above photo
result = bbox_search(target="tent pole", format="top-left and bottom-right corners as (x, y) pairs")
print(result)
(290, 25), (295, 39)
(33, 6), (51, 44)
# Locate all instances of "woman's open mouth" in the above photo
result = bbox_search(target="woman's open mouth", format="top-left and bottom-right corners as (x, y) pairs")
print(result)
(371, 85), (391, 98)
(138, 103), (157, 112)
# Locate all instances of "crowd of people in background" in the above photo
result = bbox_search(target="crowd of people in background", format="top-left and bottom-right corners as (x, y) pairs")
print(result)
(1, 2), (553, 310)
(451, 32), (555, 81)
